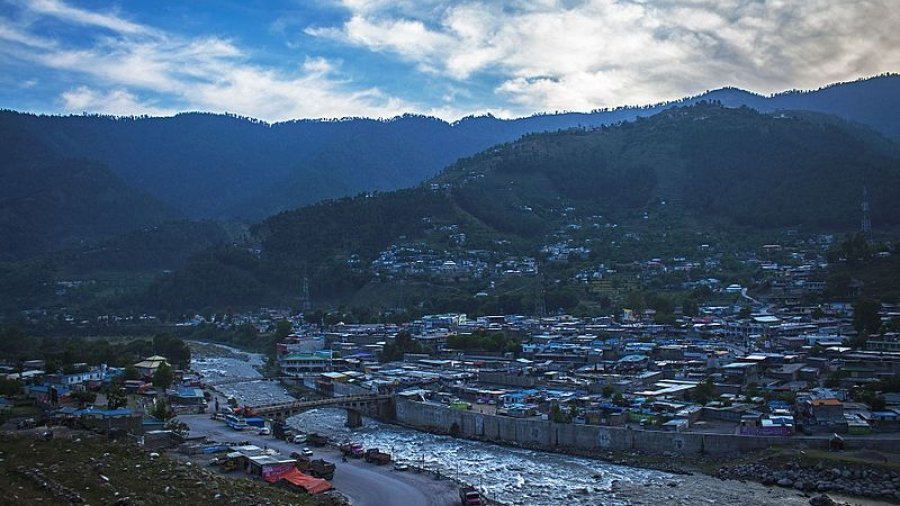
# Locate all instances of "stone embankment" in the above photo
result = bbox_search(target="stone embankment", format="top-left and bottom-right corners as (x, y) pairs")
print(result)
(716, 459), (900, 503)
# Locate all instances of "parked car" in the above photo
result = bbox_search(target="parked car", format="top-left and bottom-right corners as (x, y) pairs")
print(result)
(302, 447), (314, 457)
(292, 434), (307, 444)
(258, 427), (271, 436)
(393, 462), (409, 471)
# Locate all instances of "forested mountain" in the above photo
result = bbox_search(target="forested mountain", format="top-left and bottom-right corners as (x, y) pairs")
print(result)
(143, 104), (900, 312)
(0, 119), (177, 261)
(2, 74), (898, 225)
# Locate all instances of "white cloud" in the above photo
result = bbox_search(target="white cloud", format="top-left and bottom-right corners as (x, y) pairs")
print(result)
(312, 0), (900, 114)
(0, 0), (413, 120)
(2, 0), (898, 121)
(60, 86), (174, 116)
(24, 0), (153, 35)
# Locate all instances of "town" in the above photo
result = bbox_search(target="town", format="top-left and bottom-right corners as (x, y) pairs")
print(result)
(3, 269), (900, 505)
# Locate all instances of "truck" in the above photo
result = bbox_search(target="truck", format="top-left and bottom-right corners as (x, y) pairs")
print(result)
(306, 432), (329, 447)
(459, 486), (482, 506)
(272, 421), (289, 440)
(292, 456), (336, 480)
(364, 448), (391, 465)
(339, 442), (365, 458)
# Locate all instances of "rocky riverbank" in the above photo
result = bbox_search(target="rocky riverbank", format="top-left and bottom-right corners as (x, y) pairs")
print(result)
(716, 455), (900, 503)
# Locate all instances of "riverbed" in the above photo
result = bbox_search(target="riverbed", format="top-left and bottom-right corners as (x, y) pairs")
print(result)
(191, 343), (874, 506)
(190, 342), (296, 407)
(290, 408), (665, 505)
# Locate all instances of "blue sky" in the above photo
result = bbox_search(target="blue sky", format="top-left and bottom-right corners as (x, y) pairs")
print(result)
(1, 0), (898, 121)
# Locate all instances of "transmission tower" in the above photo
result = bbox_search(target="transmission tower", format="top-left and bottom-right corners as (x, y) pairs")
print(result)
(299, 274), (312, 312)
(534, 274), (546, 319)
(861, 185), (872, 236)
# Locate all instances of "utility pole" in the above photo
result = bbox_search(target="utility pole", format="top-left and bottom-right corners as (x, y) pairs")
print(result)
(861, 185), (872, 237)
(300, 273), (312, 312)
(534, 273), (546, 319)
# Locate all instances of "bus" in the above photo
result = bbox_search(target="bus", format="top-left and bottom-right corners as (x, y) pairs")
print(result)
(224, 414), (249, 431)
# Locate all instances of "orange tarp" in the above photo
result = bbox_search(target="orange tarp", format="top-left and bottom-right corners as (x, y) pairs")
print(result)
(264, 467), (332, 495)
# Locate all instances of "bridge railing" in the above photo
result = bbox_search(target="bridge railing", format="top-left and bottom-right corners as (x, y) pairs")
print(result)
(252, 394), (392, 414)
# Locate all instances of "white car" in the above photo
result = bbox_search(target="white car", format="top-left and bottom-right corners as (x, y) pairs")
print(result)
(292, 434), (307, 444)
(301, 448), (314, 457)
(258, 427), (271, 436)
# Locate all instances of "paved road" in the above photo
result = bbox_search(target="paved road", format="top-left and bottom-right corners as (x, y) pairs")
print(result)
(179, 414), (461, 506)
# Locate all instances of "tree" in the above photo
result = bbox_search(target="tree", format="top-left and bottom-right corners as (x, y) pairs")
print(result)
(70, 390), (97, 408)
(153, 362), (174, 390)
(104, 384), (127, 410)
(275, 320), (293, 339)
(692, 378), (716, 405)
(151, 398), (174, 420)
(853, 298), (881, 336)
(682, 298), (699, 318)
(152, 334), (191, 370)
(738, 306), (752, 319)
(380, 331), (422, 362)
(0, 378), (22, 397)
(122, 365), (140, 381)
(601, 385), (614, 398)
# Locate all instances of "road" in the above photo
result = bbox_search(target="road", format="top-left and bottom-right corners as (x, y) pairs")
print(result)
(179, 414), (461, 506)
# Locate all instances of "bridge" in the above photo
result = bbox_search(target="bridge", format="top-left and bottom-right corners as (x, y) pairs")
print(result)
(253, 394), (394, 428)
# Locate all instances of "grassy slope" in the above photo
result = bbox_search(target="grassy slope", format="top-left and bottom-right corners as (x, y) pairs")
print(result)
(0, 431), (338, 506)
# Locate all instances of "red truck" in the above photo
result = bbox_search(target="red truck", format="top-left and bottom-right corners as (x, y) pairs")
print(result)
(459, 486), (482, 506)
(339, 442), (365, 458)
(364, 448), (391, 465)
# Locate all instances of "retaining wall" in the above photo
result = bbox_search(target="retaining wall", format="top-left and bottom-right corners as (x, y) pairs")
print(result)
(395, 399), (900, 456)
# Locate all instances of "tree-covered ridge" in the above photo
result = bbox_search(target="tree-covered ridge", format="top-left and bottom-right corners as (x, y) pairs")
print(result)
(0, 118), (177, 261)
(2, 74), (898, 226)
(142, 104), (900, 313)
(437, 104), (900, 229)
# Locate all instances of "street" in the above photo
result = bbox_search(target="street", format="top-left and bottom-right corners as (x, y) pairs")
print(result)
(179, 414), (461, 506)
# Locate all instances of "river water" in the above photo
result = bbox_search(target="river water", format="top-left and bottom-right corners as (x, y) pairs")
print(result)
(289, 409), (671, 506)
(191, 343), (672, 505)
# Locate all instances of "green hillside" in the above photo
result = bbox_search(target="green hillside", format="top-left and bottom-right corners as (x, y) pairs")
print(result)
(141, 104), (900, 313)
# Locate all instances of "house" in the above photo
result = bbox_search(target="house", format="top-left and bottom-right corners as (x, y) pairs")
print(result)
(168, 387), (207, 414)
(134, 356), (169, 378)
(804, 398), (845, 425)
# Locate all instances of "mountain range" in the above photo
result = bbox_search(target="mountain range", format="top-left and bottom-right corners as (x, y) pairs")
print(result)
(1, 74), (898, 262)
(142, 104), (900, 312)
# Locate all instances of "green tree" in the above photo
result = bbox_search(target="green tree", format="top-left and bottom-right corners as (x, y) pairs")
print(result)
(692, 378), (716, 405)
(152, 362), (174, 390)
(103, 384), (127, 410)
(853, 298), (881, 336)
(0, 378), (22, 397)
(682, 298), (699, 317)
(380, 331), (422, 362)
(122, 365), (140, 381)
(70, 390), (97, 408)
(275, 320), (293, 339)
(151, 398), (174, 420)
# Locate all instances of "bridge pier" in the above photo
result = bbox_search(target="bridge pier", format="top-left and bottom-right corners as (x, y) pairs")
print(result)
(346, 410), (362, 428)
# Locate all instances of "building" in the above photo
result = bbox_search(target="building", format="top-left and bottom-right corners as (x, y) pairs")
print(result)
(134, 356), (169, 378)
(280, 351), (334, 380)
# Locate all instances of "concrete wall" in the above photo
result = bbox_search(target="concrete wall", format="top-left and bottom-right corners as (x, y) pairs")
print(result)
(395, 399), (900, 456)
(477, 372), (537, 388)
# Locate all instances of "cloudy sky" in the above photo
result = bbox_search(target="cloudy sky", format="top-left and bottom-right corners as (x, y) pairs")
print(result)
(1, 0), (897, 121)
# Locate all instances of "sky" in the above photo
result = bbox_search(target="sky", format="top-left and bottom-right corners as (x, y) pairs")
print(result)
(0, 0), (898, 122)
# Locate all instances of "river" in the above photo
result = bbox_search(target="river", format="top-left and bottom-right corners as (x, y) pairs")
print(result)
(289, 408), (670, 506)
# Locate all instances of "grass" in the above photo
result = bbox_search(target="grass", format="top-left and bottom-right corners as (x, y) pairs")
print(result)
(0, 430), (340, 506)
